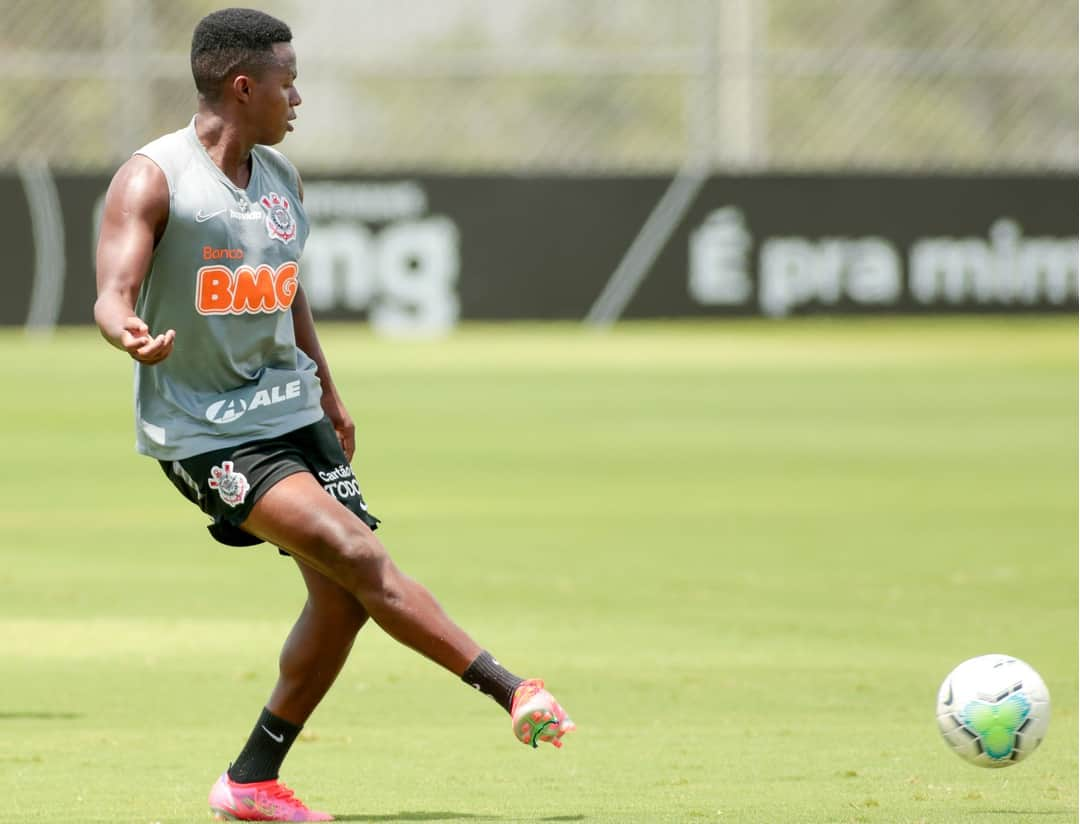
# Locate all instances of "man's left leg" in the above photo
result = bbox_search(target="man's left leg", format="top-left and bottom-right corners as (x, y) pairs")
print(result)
(229, 559), (366, 782)
(270, 559), (370, 724)
(210, 560), (366, 822)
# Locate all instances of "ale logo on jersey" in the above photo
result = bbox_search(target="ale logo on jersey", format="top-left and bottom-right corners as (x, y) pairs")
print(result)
(261, 191), (296, 244)
(205, 380), (302, 423)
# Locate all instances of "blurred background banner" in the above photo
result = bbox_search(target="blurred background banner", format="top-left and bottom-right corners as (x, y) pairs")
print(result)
(3, 0), (1077, 332)
(2, 172), (1075, 331)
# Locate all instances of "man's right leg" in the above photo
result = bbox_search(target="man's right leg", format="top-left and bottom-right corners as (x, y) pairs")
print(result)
(239, 472), (573, 746)
(242, 472), (483, 677)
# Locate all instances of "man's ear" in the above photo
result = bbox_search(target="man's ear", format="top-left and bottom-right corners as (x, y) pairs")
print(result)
(231, 74), (254, 103)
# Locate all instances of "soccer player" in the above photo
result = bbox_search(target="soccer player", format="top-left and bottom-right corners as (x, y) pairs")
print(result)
(93, 8), (573, 822)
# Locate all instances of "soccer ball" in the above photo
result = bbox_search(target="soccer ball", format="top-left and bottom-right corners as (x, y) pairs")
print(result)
(935, 654), (1050, 768)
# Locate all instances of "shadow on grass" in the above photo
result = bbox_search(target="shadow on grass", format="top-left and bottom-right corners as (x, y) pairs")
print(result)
(333, 814), (584, 822)
(333, 815), (491, 822)
(0, 711), (82, 720)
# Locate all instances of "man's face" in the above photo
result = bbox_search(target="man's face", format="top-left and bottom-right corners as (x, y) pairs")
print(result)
(247, 42), (301, 145)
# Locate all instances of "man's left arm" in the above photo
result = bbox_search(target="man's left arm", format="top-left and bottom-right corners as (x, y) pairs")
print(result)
(291, 172), (355, 460)
(292, 284), (356, 460)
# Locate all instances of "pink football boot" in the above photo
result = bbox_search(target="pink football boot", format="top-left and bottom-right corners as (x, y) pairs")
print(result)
(510, 679), (576, 748)
(208, 773), (333, 822)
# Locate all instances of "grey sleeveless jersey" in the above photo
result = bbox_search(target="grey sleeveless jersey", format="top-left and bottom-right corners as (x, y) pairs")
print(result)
(131, 116), (323, 460)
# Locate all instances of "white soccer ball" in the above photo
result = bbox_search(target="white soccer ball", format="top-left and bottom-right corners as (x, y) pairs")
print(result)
(936, 654), (1050, 768)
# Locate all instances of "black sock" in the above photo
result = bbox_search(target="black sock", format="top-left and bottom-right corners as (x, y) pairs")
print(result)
(461, 651), (525, 713)
(227, 707), (302, 784)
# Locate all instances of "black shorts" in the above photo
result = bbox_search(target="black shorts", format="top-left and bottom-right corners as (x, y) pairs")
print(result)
(159, 416), (380, 547)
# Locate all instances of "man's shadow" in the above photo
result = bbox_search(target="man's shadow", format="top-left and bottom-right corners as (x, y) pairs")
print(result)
(333, 814), (585, 822)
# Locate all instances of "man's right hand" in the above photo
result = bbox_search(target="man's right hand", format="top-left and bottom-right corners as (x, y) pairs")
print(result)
(119, 316), (176, 364)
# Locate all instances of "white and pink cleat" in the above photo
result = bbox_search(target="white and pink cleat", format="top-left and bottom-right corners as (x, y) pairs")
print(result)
(510, 679), (576, 749)
(209, 773), (333, 822)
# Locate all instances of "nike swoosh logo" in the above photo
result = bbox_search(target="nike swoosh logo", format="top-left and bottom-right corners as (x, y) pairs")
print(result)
(944, 681), (954, 707)
(261, 725), (285, 743)
(195, 208), (227, 223)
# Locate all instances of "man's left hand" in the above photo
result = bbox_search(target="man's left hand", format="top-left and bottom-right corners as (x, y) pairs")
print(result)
(322, 395), (356, 461)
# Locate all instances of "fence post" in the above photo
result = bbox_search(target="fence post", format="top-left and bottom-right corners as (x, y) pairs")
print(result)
(716, 0), (765, 168)
(106, 0), (152, 163)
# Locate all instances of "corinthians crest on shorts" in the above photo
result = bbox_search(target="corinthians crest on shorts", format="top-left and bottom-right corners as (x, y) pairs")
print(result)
(261, 191), (297, 243)
(208, 460), (250, 507)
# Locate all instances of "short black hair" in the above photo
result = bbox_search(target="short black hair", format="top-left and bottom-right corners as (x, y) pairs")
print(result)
(190, 8), (292, 100)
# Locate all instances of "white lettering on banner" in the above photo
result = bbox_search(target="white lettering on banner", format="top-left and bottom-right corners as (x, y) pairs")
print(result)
(205, 380), (302, 423)
(374, 218), (460, 335)
(302, 181), (427, 221)
(304, 216), (460, 336)
(760, 236), (900, 317)
(689, 208), (753, 305)
(687, 208), (1078, 314)
(910, 219), (1078, 305)
(304, 222), (377, 311)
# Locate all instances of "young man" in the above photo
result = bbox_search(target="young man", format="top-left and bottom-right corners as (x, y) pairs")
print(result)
(94, 8), (573, 822)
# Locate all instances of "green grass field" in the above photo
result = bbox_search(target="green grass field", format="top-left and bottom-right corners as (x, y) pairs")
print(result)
(1, 318), (1076, 824)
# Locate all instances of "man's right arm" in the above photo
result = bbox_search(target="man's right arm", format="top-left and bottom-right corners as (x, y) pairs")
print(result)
(93, 155), (176, 365)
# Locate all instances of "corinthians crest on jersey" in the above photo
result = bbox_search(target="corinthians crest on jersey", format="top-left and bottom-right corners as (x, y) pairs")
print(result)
(261, 191), (297, 243)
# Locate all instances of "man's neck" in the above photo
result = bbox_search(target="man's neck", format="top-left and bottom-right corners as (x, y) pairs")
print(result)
(194, 109), (254, 189)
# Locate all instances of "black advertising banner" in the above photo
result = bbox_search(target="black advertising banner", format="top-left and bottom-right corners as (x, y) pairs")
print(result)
(3, 175), (39, 326)
(3, 172), (107, 327)
(3, 172), (1076, 330)
(296, 176), (673, 329)
(634, 175), (1079, 319)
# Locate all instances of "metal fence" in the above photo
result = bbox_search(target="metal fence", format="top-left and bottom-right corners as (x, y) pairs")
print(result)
(2, 0), (1076, 173)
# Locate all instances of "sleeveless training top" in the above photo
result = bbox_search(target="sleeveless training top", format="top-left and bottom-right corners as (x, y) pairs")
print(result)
(131, 116), (323, 460)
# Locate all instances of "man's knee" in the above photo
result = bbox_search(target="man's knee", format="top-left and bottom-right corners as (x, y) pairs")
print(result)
(304, 583), (367, 631)
(329, 525), (399, 602)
